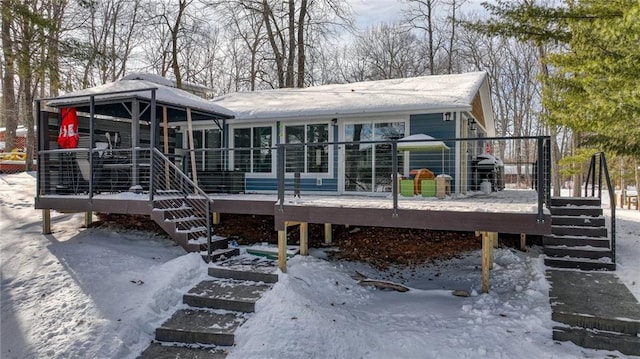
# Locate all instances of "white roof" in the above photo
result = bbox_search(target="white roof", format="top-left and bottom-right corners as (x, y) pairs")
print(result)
(212, 71), (489, 120)
(47, 76), (234, 118)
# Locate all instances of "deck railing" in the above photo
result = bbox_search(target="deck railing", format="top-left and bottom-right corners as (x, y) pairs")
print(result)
(585, 152), (616, 264)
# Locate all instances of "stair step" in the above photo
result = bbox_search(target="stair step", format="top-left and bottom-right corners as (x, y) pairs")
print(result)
(155, 309), (246, 346)
(551, 225), (607, 237)
(138, 343), (227, 359)
(209, 266), (279, 284)
(189, 236), (231, 250)
(201, 247), (241, 262)
(167, 216), (207, 230)
(550, 207), (602, 217)
(547, 270), (640, 335)
(550, 197), (601, 207)
(544, 256), (615, 271)
(551, 215), (605, 227)
(553, 326), (640, 356)
(184, 279), (273, 313)
(543, 246), (612, 259)
(543, 235), (611, 248)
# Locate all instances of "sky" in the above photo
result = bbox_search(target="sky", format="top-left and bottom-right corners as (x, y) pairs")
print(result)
(1, 171), (638, 358)
(351, 0), (488, 30)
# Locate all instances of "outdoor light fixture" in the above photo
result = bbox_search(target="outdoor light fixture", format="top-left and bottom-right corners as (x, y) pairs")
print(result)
(469, 118), (477, 132)
(331, 118), (338, 126)
(443, 112), (452, 122)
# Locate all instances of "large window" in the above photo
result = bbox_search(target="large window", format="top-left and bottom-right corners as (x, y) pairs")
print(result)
(191, 129), (222, 171)
(344, 121), (405, 192)
(285, 123), (329, 173)
(233, 126), (273, 173)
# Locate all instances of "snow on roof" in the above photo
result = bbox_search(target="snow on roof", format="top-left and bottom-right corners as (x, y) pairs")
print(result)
(46, 75), (234, 118)
(212, 71), (488, 121)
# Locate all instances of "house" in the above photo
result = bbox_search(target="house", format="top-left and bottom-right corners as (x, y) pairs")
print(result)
(169, 71), (497, 197)
(33, 72), (553, 292)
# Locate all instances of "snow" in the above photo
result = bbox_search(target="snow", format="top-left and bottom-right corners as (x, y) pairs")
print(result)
(212, 72), (488, 121)
(46, 76), (234, 118)
(2, 172), (639, 358)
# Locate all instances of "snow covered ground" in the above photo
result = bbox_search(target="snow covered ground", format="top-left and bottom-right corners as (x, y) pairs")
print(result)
(1, 172), (638, 358)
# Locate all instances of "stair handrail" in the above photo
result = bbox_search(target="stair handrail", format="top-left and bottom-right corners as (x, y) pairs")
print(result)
(585, 152), (616, 265)
(150, 147), (214, 262)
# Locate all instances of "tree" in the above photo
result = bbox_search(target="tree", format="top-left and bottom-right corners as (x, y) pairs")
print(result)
(1, 0), (18, 152)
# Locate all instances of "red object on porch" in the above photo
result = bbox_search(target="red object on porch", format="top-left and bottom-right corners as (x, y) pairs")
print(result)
(58, 107), (79, 149)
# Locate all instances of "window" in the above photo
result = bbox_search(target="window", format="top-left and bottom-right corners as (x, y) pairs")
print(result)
(233, 126), (273, 173)
(284, 123), (329, 173)
(191, 129), (222, 171)
(344, 121), (405, 192)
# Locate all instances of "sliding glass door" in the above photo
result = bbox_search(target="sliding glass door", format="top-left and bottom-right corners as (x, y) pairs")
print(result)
(343, 121), (405, 193)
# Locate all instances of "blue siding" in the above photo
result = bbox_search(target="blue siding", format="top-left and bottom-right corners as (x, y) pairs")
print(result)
(408, 113), (456, 177)
(245, 177), (338, 193)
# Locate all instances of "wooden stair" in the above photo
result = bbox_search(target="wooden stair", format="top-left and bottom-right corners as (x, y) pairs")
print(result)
(543, 197), (614, 271)
(150, 197), (239, 262)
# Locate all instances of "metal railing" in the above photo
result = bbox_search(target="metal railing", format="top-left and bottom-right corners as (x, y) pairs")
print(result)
(585, 152), (616, 264)
(149, 147), (215, 262)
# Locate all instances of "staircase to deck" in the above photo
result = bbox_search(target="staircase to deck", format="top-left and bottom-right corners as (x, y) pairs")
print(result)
(148, 149), (239, 262)
(543, 197), (614, 271)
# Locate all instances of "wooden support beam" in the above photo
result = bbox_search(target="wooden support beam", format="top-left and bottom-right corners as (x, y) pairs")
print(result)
(324, 223), (332, 244)
(42, 209), (51, 234)
(84, 212), (93, 227)
(278, 229), (287, 273)
(492, 232), (499, 248)
(520, 233), (527, 251)
(481, 232), (492, 293)
(300, 222), (308, 256)
(186, 108), (198, 186)
(212, 212), (220, 225)
(489, 232), (496, 269)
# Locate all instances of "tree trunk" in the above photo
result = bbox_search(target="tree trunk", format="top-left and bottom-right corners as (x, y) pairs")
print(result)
(1, 0), (17, 151)
(285, 0), (295, 87)
(296, 0), (307, 87)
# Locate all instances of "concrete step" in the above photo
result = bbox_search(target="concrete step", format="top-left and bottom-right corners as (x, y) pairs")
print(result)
(184, 279), (273, 313)
(553, 326), (640, 356)
(155, 309), (246, 346)
(550, 197), (601, 207)
(551, 215), (605, 227)
(543, 235), (611, 248)
(547, 270), (640, 335)
(137, 343), (227, 359)
(209, 266), (278, 284)
(202, 247), (241, 262)
(543, 246), (612, 260)
(550, 206), (602, 217)
(544, 257), (616, 271)
(551, 225), (607, 237)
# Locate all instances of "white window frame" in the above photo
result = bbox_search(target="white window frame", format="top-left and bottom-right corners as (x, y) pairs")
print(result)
(229, 124), (276, 178)
(282, 121), (333, 179)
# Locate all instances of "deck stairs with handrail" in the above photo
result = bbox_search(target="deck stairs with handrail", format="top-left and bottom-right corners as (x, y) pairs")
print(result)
(147, 149), (239, 262)
(543, 197), (614, 271)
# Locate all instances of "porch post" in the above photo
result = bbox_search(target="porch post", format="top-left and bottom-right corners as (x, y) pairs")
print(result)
(131, 99), (140, 186)
(89, 96), (95, 197)
(149, 89), (156, 201)
(299, 222), (308, 256)
(481, 231), (494, 293)
(324, 223), (332, 244)
(278, 228), (287, 273)
(391, 141), (399, 216)
(42, 209), (51, 234)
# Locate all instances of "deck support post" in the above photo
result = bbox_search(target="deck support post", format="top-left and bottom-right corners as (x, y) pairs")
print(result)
(42, 209), (51, 234)
(324, 223), (332, 244)
(278, 229), (287, 273)
(212, 212), (220, 225)
(520, 233), (526, 251)
(492, 232), (499, 248)
(481, 231), (494, 293)
(299, 222), (308, 255)
(84, 212), (93, 227)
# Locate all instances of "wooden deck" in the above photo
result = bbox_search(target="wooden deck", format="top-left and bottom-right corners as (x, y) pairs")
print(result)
(35, 189), (551, 235)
